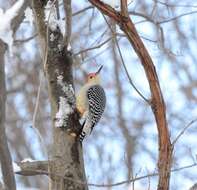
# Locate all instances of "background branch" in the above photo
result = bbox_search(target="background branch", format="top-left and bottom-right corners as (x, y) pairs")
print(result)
(16, 160), (197, 188)
(64, 0), (72, 46)
(0, 1), (30, 189)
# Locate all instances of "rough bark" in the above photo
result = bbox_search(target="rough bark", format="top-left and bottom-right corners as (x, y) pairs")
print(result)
(0, 41), (16, 190)
(32, 1), (88, 189)
(47, 43), (87, 190)
(88, 1), (172, 190)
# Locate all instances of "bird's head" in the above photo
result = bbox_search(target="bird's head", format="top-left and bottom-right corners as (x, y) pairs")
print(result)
(87, 65), (103, 84)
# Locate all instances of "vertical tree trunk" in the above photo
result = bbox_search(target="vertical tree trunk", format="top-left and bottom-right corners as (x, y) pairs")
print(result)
(46, 45), (87, 190)
(0, 41), (16, 190)
(32, 1), (88, 189)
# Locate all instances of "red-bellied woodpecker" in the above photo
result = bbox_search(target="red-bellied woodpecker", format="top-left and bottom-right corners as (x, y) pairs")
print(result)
(76, 66), (106, 142)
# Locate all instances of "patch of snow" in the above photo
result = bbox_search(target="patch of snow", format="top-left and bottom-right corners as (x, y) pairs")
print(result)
(57, 75), (65, 91)
(69, 84), (74, 94)
(44, 1), (65, 36)
(17, 187), (39, 190)
(57, 75), (63, 83)
(50, 33), (55, 41)
(67, 43), (72, 51)
(58, 44), (62, 51)
(57, 19), (65, 36)
(57, 75), (74, 95)
(24, 7), (34, 26)
(13, 162), (21, 172)
(55, 97), (73, 127)
(0, 0), (24, 55)
(21, 158), (36, 163)
(55, 75), (75, 127)
(45, 0), (57, 31)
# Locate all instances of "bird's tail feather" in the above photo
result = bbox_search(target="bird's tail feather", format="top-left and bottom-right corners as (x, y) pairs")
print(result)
(79, 120), (92, 142)
(79, 131), (86, 142)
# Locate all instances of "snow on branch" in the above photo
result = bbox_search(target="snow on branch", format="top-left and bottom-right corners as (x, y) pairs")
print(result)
(21, 158), (37, 163)
(0, 0), (24, 55)
(45, 0), (65, 36)
(24, 7), (34, 26)
(12, 162), (21, 173)
(55, 97), (72, 127)
(15, 160), (49, 176)
(55, 75), (75, 128)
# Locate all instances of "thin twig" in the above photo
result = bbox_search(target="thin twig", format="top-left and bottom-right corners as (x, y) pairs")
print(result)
(32, 0), (58, 165)
(74, 37), (113, 56)
(172, 119), (197, 146)
(31, 72), (48, 157)
(156, 0), (197, 8)
(102, 15), (150, 104)
(16, 162), (197, 187)
(72, 6), (94, 16)
(159, 10), (197, 24)
(14, 33), (38, 44)
(64, 0), (72, 46)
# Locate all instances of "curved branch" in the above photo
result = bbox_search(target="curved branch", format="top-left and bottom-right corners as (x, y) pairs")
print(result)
(88, 1), (172, 190)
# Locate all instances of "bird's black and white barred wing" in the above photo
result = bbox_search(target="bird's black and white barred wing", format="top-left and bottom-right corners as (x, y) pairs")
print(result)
(79, 85), (106, 142)
(87, 85), (106, 129)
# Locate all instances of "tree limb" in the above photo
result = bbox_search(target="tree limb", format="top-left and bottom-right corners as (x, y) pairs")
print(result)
(0, 1), (30, 189)
(64, 0), (72, 46)
(0, 40), (16, 190)
(15, 160), (197, 188)
(16, 161), (49, 176)
(32, 0), (87, 189)
(88, 1), (172, 190)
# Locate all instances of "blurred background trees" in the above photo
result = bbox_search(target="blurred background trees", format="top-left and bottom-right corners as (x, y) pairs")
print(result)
(0, 0), (196, 189)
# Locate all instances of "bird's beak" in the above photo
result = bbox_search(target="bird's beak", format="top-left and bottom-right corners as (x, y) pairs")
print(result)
(95, 65), (103, 75)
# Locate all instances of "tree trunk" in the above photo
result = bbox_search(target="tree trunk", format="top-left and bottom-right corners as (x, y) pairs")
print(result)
(46, 45), (87, 190)
(32, 1), (88, 189)
(0, 41), (16, 190)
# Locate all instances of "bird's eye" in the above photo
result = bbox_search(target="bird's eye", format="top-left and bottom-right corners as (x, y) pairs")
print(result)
(90, 76), (93, 79)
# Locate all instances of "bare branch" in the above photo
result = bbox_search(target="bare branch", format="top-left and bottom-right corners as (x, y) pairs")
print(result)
(159, 10), (197, 24)
(72, 6), (94, 16)
(0, 1), (30, 189)
(32, 0), (47, 52)
(14, 33), (37, 44)
(16, 160), (49, 176)
(0, 41), (16, 190)
(64, 0), (72, 46)
(74, 37), (113, 56)
(88, 1), (172, 189)
(11, 0), (31, 33)
(16, 161), (197, 188)
(102, 15), (150, 103)
(156, 0), (197, 8)
(172, 119), (197, 146)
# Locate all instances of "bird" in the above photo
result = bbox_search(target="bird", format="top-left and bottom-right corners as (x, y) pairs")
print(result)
(76, 65), (106, 142)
